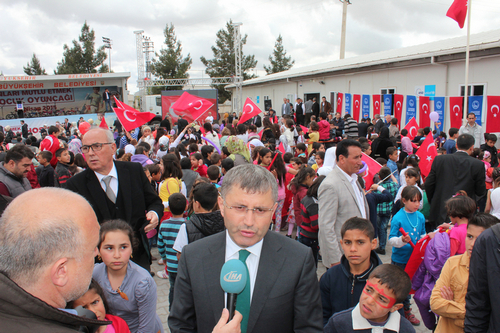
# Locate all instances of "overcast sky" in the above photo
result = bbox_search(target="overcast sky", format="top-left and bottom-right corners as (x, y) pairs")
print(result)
(1, 0), (499, 93)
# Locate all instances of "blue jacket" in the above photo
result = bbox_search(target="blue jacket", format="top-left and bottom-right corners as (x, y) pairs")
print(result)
(320, 250), (382, 326)
(366, 189), (393, 236)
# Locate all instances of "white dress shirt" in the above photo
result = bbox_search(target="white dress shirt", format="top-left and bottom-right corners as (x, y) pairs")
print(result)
(94, 163), (119, 196)
(337, 165), (366, 218)
(225, 230), (263, 301)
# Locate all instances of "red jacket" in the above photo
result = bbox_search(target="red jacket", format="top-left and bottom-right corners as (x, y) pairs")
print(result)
(105, 314), (131, 333)
(318, 120), (330, 140)
(40, 134), (60, 167)
(291, 184), (308, 226)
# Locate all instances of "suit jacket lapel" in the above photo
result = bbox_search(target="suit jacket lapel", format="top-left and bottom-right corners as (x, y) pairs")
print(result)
(202, 233), (226, 322)
(115, 162), (132, 221)
(336, 168), (363, 215)
(246, 233), (285, 333)
(85, 171), (111, 221)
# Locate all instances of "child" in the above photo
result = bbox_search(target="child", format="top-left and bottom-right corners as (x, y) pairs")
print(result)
(68, 279), (131, 333)
(399, 154), (421, 188)
(437, 147), (446, 155)
(36, 150), (55, 187)
(210, 152), (222, 167)
(54, 147), (72, 188)
(388, 185), (426, 325)
(312, 151), (325, 172)
(190, 152), (207, 178)
(289, 157), (303, 171)
(320, 217), (381, 325)
(307, 122), (320, 155)
(288, 167), (315, 239)
(430, 213), (499, 332)
(143, 166), (152, 183)
(283, 152), (293, 165)
(299, 175), (325, 265)
(296, 143), (307, 164)
(201, 145), (214, 166)
(393, 168), (423, 213)
(375, 167), (399, 255)
(157, 193), (187, 310)
(218, 158), (234, 186)
(361, 142), (372, 157)
(443, 127), (459, 155)
(480, 133), (498, 168)
(207, 165), (221, 188)
(146, 163), (161, 193)
(318, 113), (330, 141)
(386, 147), (400, 185)
(93, 220), (164, 333)
(445, 192), (477, 255)
(324, 264), (415, 333)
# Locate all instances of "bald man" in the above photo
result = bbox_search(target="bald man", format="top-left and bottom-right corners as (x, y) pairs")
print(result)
(0, 188), (108, 332)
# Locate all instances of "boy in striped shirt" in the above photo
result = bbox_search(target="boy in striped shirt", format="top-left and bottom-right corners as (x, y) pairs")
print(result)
(158, 192), (187, 310)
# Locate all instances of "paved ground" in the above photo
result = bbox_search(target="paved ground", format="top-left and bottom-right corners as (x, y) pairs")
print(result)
(151, 230), (431, 333)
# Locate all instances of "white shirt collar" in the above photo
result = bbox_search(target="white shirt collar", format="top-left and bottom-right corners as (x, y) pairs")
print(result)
(94, 162), (118, 182)
(336, 164), (357, 183)
(351, 303), (401, 332)
(225, 230), (264, 261)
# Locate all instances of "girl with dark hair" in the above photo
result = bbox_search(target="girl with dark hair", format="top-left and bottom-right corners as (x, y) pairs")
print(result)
(370, 127), (395, 160)
(68, 279), (131, 333)
(93, 220), (164, 333)
(159, 154), (184, 218)
(203, 122), (221, 150)
(287, 167), (316, 239)
(261, 117), (275, 145)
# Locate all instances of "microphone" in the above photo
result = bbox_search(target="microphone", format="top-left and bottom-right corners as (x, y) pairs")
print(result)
(220, 259), (248, 320)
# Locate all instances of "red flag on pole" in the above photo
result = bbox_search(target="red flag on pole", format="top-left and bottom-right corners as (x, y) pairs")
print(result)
(278, 142), (286, 154)
(446, 0), (468, 29)
(404, 117), (419, 141)
(486, 96), (500, 133)
(238, 98), (262, 125)
(172, 92), (214, 123)
(300, 125), (309, 133)
(337, 93), (343, 114)
(416, 133), (437, 177)
(372, 94), (381, 116)
(449, 96), (464, 129)
(99, 117), (108, 129)
(419, 96), (431, 128)
(353, 94), (361, 122)
(361, 153), (382, 190)
(113, 97), (155, 132)
(394, 94), (404, 128)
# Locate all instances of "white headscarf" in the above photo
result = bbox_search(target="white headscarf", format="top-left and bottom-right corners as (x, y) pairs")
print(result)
(317, 147), (337, 176)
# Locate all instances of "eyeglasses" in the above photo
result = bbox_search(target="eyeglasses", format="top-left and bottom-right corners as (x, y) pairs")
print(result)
(81, 143), (112, 153)
(223, 201), (275, 217)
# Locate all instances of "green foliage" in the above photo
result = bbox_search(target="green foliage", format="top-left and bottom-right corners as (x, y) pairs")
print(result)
(200, 20), (257, 103)
(55, 21), (108, 74)
(149, 23), (192, 95)
(23, 53), (47, 75)
(264, 34), (294, 75)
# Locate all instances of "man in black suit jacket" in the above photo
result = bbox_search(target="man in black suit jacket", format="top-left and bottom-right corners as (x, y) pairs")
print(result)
(66, 128), (163, 271)
(425, 134), (486, 230)
(168, 164), (322, 333)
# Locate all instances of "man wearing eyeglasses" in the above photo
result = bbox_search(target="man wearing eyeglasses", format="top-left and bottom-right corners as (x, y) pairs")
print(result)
(66, 127), (163, 271)
(169, 164), (323, 333)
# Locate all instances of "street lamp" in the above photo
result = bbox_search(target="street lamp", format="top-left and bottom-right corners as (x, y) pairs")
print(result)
(102, 37), (112, 72)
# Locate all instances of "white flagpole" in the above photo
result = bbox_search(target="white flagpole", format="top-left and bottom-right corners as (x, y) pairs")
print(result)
(463, 0), (472, 124)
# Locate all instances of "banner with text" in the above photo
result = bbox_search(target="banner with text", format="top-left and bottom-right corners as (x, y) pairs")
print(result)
(406, 95), (417, 125)
(468, 95), (483, 126)
(433, 96), (445, 132)
(362, 94), (370, 119)
(345, 93), (351, 115)
(383, 94), (392, 117)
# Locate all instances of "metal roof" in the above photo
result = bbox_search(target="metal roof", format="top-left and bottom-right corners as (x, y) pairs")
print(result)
(232, 29), (500, 88)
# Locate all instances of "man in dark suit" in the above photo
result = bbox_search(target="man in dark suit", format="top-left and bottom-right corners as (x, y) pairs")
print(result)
(357, 118), (369, 138)
(168, 164), (322, 333)
(20, 120), (28, 139)
(312, 97), (320, 119)
(66, 128), (163, 271)
(425, 134), (486, 230)
(102, 88), (112, 112)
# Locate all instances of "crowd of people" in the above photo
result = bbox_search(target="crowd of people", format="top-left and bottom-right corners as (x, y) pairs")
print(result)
(0, 105), (499, 333)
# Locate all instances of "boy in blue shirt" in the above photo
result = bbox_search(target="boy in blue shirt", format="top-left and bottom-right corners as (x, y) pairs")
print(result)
(386, 147), (400, 185)
(442, 127), (458, 155)
(157, 192), (187, 310)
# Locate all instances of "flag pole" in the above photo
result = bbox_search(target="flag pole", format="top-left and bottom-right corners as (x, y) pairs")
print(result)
(463, 0), (472, 124)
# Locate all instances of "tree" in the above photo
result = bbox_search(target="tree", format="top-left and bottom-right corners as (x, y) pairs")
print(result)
(264, 34), (294, 75)
(23, 53), (47, 75)
(149, 23), (192, 95)
(55, 21), (108, 74)
(200, 20), (257, 103)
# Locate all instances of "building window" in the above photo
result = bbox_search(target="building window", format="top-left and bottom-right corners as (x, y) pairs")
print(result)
(460, 84), (484, 97)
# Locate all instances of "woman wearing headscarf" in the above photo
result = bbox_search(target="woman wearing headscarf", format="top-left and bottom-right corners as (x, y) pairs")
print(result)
(370, 126), (394, 160)
(225, 136), (251, 166)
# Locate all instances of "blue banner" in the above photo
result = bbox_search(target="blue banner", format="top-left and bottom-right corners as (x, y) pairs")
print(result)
(383, 94), (392, 117)
(362, 94), (370, 119)
(406, 95), (417, 125)
(433, 96), (445, 132)
(345, 93), (351, 114)
(468, 96), (483, 126)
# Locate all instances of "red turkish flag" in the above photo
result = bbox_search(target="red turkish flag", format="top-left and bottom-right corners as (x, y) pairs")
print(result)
(486, 96), (500, 133)
(353, 94), (361, 122)
(362, 153), (382, 190)
(416, 133), (437, 177)
(278, 142), (286, 154)
(403, 117), (419, 141)
(419, 96), (431, 128)
(300, 125), (309, 133)
(238, 98), (262, 125)
(446, 0), (468, 29)
(337, 93), (343, 114)
(449, 96), (463, 129)
(372, 94), (381, 116)
(113, 97), (155, 132)
(394, 94), (404, 127)
(172, 92), (214, 122)
(99, 117), (108, 129)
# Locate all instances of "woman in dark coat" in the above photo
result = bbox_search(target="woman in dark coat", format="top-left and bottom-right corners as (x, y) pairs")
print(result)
(370, 127), (394, 160)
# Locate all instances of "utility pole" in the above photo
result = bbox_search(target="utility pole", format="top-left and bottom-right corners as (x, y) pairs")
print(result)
(339, 0), (351, 60)
(232, 22), (243, 115)
(102, 37), (112, 72)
